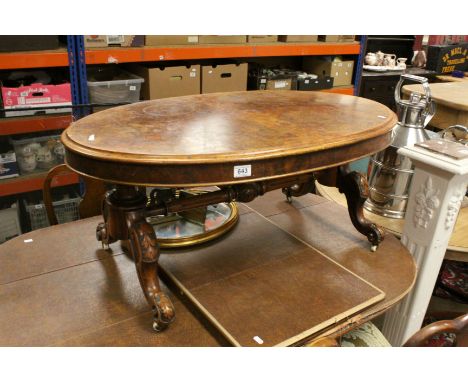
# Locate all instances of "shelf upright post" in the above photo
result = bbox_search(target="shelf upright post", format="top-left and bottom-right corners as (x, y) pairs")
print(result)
(353, 35), (367, 96)
(76, 36), (90, 118)
(66, 36), (82, 121)
(67, 36), (89, 195)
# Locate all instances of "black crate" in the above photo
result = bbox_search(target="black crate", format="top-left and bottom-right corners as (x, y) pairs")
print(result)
(426, 43), (468, 74)
(297, 76), (334, 91)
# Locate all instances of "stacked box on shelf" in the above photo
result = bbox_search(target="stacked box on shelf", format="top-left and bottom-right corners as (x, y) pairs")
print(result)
(278, 36), (318, 43)
(318, 35), (356, 42)
(145, 36), (199, 46)
(201, 63), (248, 93)
(22, 189), (81, 231)
(129, 64), (200, 99)
(84, 35), (144, 48)
(87, 66), (144, 104)
(0, 36), (60, 52)
(303, 57), (354, 87)
(248, 67), (299, 91)
(0, 202), (21, 243)
(0, 70), (72, 117)
(198, 36), (247, 44)
(9, 132), (64, 175)
(247, 36), (278, 43)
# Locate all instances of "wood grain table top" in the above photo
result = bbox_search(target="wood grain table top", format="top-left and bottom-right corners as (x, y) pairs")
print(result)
(63, 91), (396, 164)
(0, 191), (416, 346)
(62, 91), (396, 187)
(403, 81), (468, 111)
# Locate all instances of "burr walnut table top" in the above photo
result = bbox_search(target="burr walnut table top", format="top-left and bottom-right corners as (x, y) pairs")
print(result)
(62, 90), (396, 187)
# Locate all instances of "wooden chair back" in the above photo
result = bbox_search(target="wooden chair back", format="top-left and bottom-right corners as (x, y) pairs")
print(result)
(403, 313), (468, 347)
(43, 164), (106, 225)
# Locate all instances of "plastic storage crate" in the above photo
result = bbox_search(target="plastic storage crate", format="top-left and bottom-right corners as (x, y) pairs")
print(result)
(10, 132), (64, 175)
(0, 203), (22, 243)
(23, 193), (81, 230)
(87, 66), (144, 104)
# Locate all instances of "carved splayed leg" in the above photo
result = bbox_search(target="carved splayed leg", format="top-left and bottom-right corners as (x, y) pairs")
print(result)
(129, 220), (175, 331)
(336, 166), (385, 251)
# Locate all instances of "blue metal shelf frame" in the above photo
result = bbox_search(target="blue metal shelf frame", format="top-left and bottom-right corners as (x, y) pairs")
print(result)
(66, 36), (81, 121)
(354, 35), (368, 96)
(66, 35), (91, 120)
(66, 35), (90, 194)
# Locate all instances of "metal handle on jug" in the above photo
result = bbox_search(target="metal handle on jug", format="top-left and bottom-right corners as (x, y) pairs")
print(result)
(394, 74), (435, 127)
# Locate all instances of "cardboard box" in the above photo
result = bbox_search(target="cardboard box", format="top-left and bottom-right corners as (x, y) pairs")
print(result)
(303, 58), (354, 87)
(145, 35), (199, 46)
(1, 71), (72, 117)
(278, 35), (318, 43)
(426, 43), (468, 74)
(248, 67), (299, 90)
(265, 79), (293, 90)
(247, 35), (278, 43)
(318, 35), (356, 42)
(84, 35), (144, 48)
(198, 36), (247, 44)
(130, 64), (200, 99)
(201, 63), (248, 93)
(0, 36), (59, 52)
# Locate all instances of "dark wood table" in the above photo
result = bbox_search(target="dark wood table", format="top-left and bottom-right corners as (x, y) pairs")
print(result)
(61, 90), (397, 331)
(0, 191), (416, 346)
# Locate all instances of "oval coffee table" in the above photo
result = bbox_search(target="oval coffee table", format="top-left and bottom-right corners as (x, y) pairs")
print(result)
(62, 90), (397, 331)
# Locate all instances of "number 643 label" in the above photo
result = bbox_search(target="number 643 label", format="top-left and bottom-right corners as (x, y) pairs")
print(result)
(233, 164), (252, 178)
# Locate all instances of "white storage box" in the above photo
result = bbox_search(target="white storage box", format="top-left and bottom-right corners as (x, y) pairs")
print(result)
(87, 67), (144, 104)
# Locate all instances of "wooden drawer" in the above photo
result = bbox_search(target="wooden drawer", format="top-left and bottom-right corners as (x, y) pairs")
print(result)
(362, 79), (397, 98)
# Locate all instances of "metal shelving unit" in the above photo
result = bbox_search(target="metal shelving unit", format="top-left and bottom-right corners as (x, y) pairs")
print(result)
(0, 114), (72, 136)
(84, 42), (361, 64)
(0, 36), (366, 197)
(0, 49), (70, 70)
(0, 172), (79, 197)
(0, 39), (79, 197)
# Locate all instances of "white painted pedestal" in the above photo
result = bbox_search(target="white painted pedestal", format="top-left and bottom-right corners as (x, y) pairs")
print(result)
(382, 143), (468, 346)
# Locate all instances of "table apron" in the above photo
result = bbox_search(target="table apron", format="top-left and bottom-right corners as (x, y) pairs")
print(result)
(64, 131), (391, 187)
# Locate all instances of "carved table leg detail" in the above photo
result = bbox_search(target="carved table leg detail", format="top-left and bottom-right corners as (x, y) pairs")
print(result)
(336, 166), (385, 251)
(282, 178), (316, 203)
(129, 220), (175, 331)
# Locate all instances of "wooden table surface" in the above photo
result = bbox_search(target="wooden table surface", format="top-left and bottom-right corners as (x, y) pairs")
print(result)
(62, 90), (396, 186)
(316, 182), (468, 260)
(402, 81), (468, 130)
(436, 75), (468, 83)
(403, 81), (468, 111)
(0, 191), (416, 346)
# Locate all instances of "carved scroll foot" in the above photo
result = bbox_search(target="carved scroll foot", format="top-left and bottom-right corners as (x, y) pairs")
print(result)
(336, 166), (385, 250)
(129, 220), (175, 331)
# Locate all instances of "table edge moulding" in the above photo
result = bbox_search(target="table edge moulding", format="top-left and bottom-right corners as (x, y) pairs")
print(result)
(62, 91), (396, 187)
